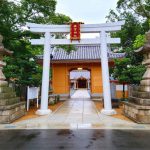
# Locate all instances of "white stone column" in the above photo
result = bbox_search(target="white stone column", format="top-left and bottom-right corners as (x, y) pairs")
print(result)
(87, 80), (90, 89)
(100, 30), (116, 115)
(74, 80), (76, 90)
(36, 32), (52, 115)
(77, 81), (78, 89)
(75, 81), (77, 89)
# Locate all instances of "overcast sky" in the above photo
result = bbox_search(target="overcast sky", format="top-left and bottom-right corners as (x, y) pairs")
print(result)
(56, 0), (118, 24)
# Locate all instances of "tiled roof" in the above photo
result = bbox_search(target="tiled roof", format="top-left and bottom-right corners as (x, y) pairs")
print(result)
(37, 45), (125, 60)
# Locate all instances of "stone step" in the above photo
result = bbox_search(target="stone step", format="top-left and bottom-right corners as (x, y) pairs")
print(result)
(132, 91), (150, 99)
(129, 96), (150, 106)
(0, 92), (16, 99)
(0, 97), (20, 106)
(0, 87), (14, 93)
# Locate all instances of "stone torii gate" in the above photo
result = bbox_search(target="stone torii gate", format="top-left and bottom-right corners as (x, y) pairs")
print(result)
(27, 21), (125, 116)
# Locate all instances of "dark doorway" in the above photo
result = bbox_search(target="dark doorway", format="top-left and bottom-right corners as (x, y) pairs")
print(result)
(78, 78), (87, 88)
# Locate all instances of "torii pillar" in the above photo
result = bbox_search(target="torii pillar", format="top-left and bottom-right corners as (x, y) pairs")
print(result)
(100, 30), (116, 115)
(36, 32), (52, 115)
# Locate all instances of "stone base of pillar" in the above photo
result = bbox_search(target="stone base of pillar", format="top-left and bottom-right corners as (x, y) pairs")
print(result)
(35, 109), (52, 115)
(101, 109), (116, 115)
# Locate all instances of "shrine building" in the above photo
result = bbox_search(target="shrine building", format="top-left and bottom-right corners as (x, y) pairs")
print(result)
(37, 45), (126, 99)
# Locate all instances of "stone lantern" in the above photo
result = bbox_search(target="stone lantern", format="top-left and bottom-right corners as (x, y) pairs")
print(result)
(123, 31), (150, 123)
(0, 35), (25, 124)
(0, 35), (12, 85)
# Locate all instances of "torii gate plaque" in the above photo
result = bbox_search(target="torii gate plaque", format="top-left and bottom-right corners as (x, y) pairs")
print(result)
(27, 21), (125, 116)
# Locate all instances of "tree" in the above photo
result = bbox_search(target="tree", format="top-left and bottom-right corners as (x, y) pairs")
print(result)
(0, 0), (72, 98)
(106, 0), (149, 99)
(112, 57), (145, 99)
(113, 58), (145, 84)
(117, 0), (150, 22)
(0, 0), (71, 49)
(111, 44), (146, 99)
(133, 34), (146, 48)
(3, 39), (42, 97)
(106, 11), (147, 48)
(106, 0), (150, 48)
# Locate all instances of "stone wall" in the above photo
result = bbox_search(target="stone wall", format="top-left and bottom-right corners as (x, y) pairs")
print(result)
(123, 102), (150, 124)
(0, 102), (25, 123)
(0, 85), (26, 124)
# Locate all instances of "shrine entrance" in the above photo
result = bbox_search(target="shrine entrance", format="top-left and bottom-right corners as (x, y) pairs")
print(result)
(27, 21), (125, 116)
(70, 69), (90, 89)
(78, 78), (87, 89)
(69, 69), (91, 98)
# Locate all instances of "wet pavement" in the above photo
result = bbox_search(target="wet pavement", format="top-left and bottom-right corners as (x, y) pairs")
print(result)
(0, 129), (150, 150)
(1, 99), (150, 129)
(49, 99), (100, 124)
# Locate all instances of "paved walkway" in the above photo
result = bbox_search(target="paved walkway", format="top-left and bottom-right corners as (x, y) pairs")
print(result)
(1, 99), (150, 130)
(49, 99), (100, 124)
(71, 89), (90, 98)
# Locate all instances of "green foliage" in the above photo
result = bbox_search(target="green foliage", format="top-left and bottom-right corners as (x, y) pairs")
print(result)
(106, 0), (149, 85)
(112, 46), (145, 84)
(117, 0), (150, 20)
(106, 11), (147, 48)
(51, 13), (72, 24)
(124, 47), (143, 64)
(3, 49), (42, 87)
(133, 34), (146, 49)
(0, 0), (72, 89)
(106, 0), (150, 48)
(113, 58), (145, 84)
